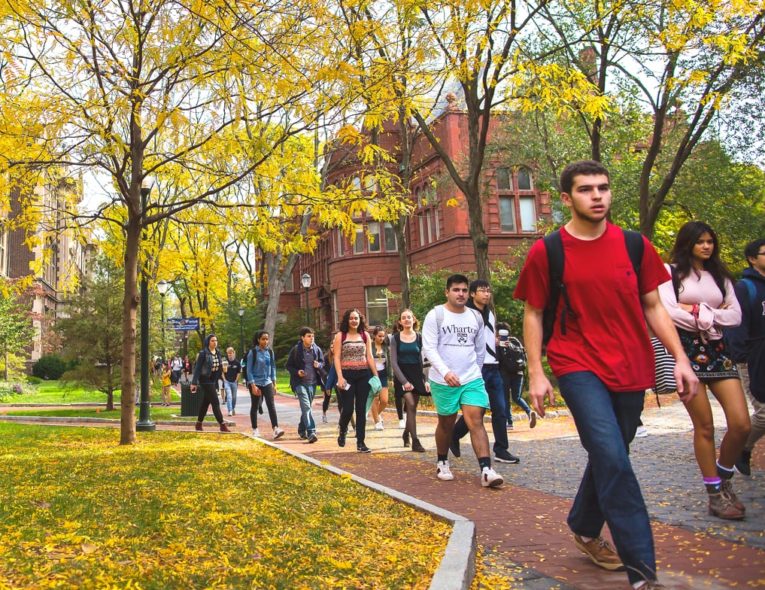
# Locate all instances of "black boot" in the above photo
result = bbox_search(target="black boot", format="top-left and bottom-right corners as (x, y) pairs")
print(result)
(337, 429), (346, 448)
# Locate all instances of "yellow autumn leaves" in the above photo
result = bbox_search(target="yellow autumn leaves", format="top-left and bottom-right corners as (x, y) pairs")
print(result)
(0, 423), (451, 589)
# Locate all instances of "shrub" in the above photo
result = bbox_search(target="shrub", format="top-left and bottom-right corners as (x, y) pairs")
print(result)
(32, 355), (69, 380)
(26, 376), (42, 385)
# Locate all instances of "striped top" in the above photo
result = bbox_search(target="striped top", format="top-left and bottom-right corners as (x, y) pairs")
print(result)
(341, 338), (368, 371)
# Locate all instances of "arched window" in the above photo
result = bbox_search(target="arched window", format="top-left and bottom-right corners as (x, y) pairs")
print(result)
(496, 167), (512, 190)
(517, 167), (533, 191)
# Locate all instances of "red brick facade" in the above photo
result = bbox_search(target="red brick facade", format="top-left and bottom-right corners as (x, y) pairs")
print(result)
(292, 106), (552, 333)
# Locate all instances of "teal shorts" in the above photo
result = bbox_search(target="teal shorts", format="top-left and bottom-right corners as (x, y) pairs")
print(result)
(429, 378), (490, 416)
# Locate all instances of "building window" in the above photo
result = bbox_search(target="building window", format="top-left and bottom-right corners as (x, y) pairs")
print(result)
(335, 229), (344, 257)
(415, 185), (440, 247)
(284, 271), (294, 292)
(384, 222), (397, 252)
(365, 286), (388, 327)
(354, 224), (365, 254)
(496, 167), (513, 190)
(332, 291), (339, 329)
(519, 196), (536, 232)
(518, 167), (533, 190)
(499, 197), (516, 232)
(367, 222), (381, 252)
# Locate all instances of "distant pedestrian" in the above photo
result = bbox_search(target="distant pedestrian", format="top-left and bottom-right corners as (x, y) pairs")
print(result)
(161, 364), (172, 406)
(286, 327), (324, 444)
(422, 274), (504, 488)
(660, 221), (749, 519)
(727, 238), (765, 476)
(389, 309), (428, 453)
(223, 347), (241, 417)
(496, 322), (536, 429)
(246, 331), (284, 440)
(450, 281), (519, 464)
(367, 326), (390, 430)
(190, 334), (231, 432)
(514, 160), (696, 589)
(171, 355), (183, 384)
(334, 309), (378, 453)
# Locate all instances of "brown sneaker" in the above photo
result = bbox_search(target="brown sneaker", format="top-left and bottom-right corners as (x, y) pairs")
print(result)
(219, 423), (231, 433)
(634, 581), (666, 589)
(708, 492), (745, 520)
(195, 422), (203, 432)
(573, 535), (625, 571)
(721, 479), (745, 512)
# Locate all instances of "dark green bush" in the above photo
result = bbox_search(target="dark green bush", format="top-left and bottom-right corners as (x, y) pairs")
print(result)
(32, 355), (69, 380)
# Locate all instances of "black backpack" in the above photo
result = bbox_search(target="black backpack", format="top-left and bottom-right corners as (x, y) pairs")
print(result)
(542, 228), (644, 344)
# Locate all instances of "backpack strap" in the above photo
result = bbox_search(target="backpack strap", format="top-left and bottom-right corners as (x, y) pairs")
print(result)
(741, 277), (757, 307)
(542, 230), (567, 344)
(623, 230), (644, 277)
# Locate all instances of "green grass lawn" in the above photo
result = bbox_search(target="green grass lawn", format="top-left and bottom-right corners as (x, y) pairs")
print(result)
(0, 406), (197, 420)
(0, 422), (450, 588)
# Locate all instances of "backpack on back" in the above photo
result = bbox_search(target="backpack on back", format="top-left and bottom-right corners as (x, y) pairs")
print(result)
(542, 229), (644, 345)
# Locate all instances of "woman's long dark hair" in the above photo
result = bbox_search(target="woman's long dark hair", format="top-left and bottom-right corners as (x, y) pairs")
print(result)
(339, 308), (368, 334)
(252, 330), (269, 348)
(670, 221), (733, 296)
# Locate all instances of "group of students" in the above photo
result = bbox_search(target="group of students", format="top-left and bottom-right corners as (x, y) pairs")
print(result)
(184, 158), (764, 590)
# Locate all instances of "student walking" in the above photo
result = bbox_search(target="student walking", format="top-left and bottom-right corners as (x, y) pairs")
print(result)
(245, 331), (284, 440)
(333, 309), (378, 453)
(422, 274), (504, 488)
(161, 363), (172, 406)
(728, 238), (765, 476)
(222, 347), (241, 417)
(191, 334), (231, 432)
(515, 160), (697, 590)
(496, 322), (536, 429)
(659, 221), (749, 519)
(367, 326), (390, 430)
(389, 309), (429, 453)
(286, 327), (324, 444)
(450, 280), (519, 464)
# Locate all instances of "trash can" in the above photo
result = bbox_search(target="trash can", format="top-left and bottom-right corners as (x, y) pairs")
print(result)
(180, 383), (201, 417)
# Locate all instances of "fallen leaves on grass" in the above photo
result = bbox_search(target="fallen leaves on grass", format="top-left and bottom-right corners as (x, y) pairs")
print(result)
(0, 423), (450, 589)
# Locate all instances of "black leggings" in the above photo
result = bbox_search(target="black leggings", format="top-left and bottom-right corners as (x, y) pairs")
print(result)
(395, 394), (404, 420)
(402, 392), (420, 440)
(250, 383), (278, 429)
(338, 370), (370, 445)
(197, 382), (224, 423)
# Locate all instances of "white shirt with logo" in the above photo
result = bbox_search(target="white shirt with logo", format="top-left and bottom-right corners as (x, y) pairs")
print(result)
(422, 305), (485, 385)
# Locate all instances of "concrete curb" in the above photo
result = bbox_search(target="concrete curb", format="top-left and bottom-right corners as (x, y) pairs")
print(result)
(247, 433), (477, 590)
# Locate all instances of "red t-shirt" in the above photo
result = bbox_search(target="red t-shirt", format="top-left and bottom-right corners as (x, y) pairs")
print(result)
(513, 223), (669, 392)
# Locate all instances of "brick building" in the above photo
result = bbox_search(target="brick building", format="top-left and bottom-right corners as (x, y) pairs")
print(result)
(1, 176), (92, 368)
(293, 95), (552, 332)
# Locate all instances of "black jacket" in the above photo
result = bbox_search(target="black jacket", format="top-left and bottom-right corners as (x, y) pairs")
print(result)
(726, 267), (765, 401)
(191, 348), (223, 386)
(286, 342), (325, 390)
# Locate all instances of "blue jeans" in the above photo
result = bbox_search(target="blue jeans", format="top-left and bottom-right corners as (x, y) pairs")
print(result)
(557, 371), (654, 585)
(224, 380), (238, 414)
(503, 373), (531, 425)
(453, 364), (509, 454)
(294, 383), (317, 436)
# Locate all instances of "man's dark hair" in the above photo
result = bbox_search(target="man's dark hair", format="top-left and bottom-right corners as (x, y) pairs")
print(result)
(299, 326), (314, 337)
(560, 160), (610, 194)
(744, 238), (765, 267)
(469, 279), (490, 294)
(446, 273), (470, 289)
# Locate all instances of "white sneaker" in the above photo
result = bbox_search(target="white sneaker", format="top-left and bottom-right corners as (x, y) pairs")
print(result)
(635, 425), (648, 438)
(481, 467), (504, 488)
(529, 411), (538, 429)
(322, 413), (328, 424)
(252, 428), (261, 437)
(398, 419), (406, 429)
(273, 427), (285, 440)
(375, 421), (384, 431)
(436, 461), (454, 481)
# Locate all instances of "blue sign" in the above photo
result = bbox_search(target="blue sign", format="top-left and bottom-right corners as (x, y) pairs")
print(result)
(167, 317), (200, 331)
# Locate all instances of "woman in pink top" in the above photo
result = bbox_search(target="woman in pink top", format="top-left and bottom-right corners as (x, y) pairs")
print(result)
(660, 221), (750, 520)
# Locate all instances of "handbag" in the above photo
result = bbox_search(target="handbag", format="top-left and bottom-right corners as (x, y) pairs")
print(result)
(651, 337), (677, 397)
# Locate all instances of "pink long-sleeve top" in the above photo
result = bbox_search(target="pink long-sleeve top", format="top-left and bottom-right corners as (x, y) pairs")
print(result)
(658, 263), (741, 341)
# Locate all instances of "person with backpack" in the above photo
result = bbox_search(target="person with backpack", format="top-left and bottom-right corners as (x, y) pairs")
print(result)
(246, 331), (284, 440)
(659, 221), (749, 520)
(449, 280), (520, 464)
(727, 238), (765, 476)
(286, 327), (324, 444)
(333, 309), (378, 453)
(190, 334), (232, 433)
(495, 321), (536, 429)
(422, 274), (504, 488)
(514, 160), (697, 590)
(389, 309), (429, 453)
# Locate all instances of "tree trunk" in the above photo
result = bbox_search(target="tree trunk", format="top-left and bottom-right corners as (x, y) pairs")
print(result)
(119, 214), (141, 444)
(464, 187), (491, 280)
(395, 218), (411, 308)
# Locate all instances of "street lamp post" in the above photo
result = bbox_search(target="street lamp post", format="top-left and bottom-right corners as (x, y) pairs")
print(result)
(137, 179), (156, 432)
(300, 272), (312, 326)
(157, 280), (170, 361)
(238, 308), (245, 354)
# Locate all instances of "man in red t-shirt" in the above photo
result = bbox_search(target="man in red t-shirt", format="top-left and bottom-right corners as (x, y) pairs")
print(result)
(514, 160), (698, 590)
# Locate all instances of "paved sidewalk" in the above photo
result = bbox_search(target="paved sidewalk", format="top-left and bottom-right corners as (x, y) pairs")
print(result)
(6, 389), (764, 588)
